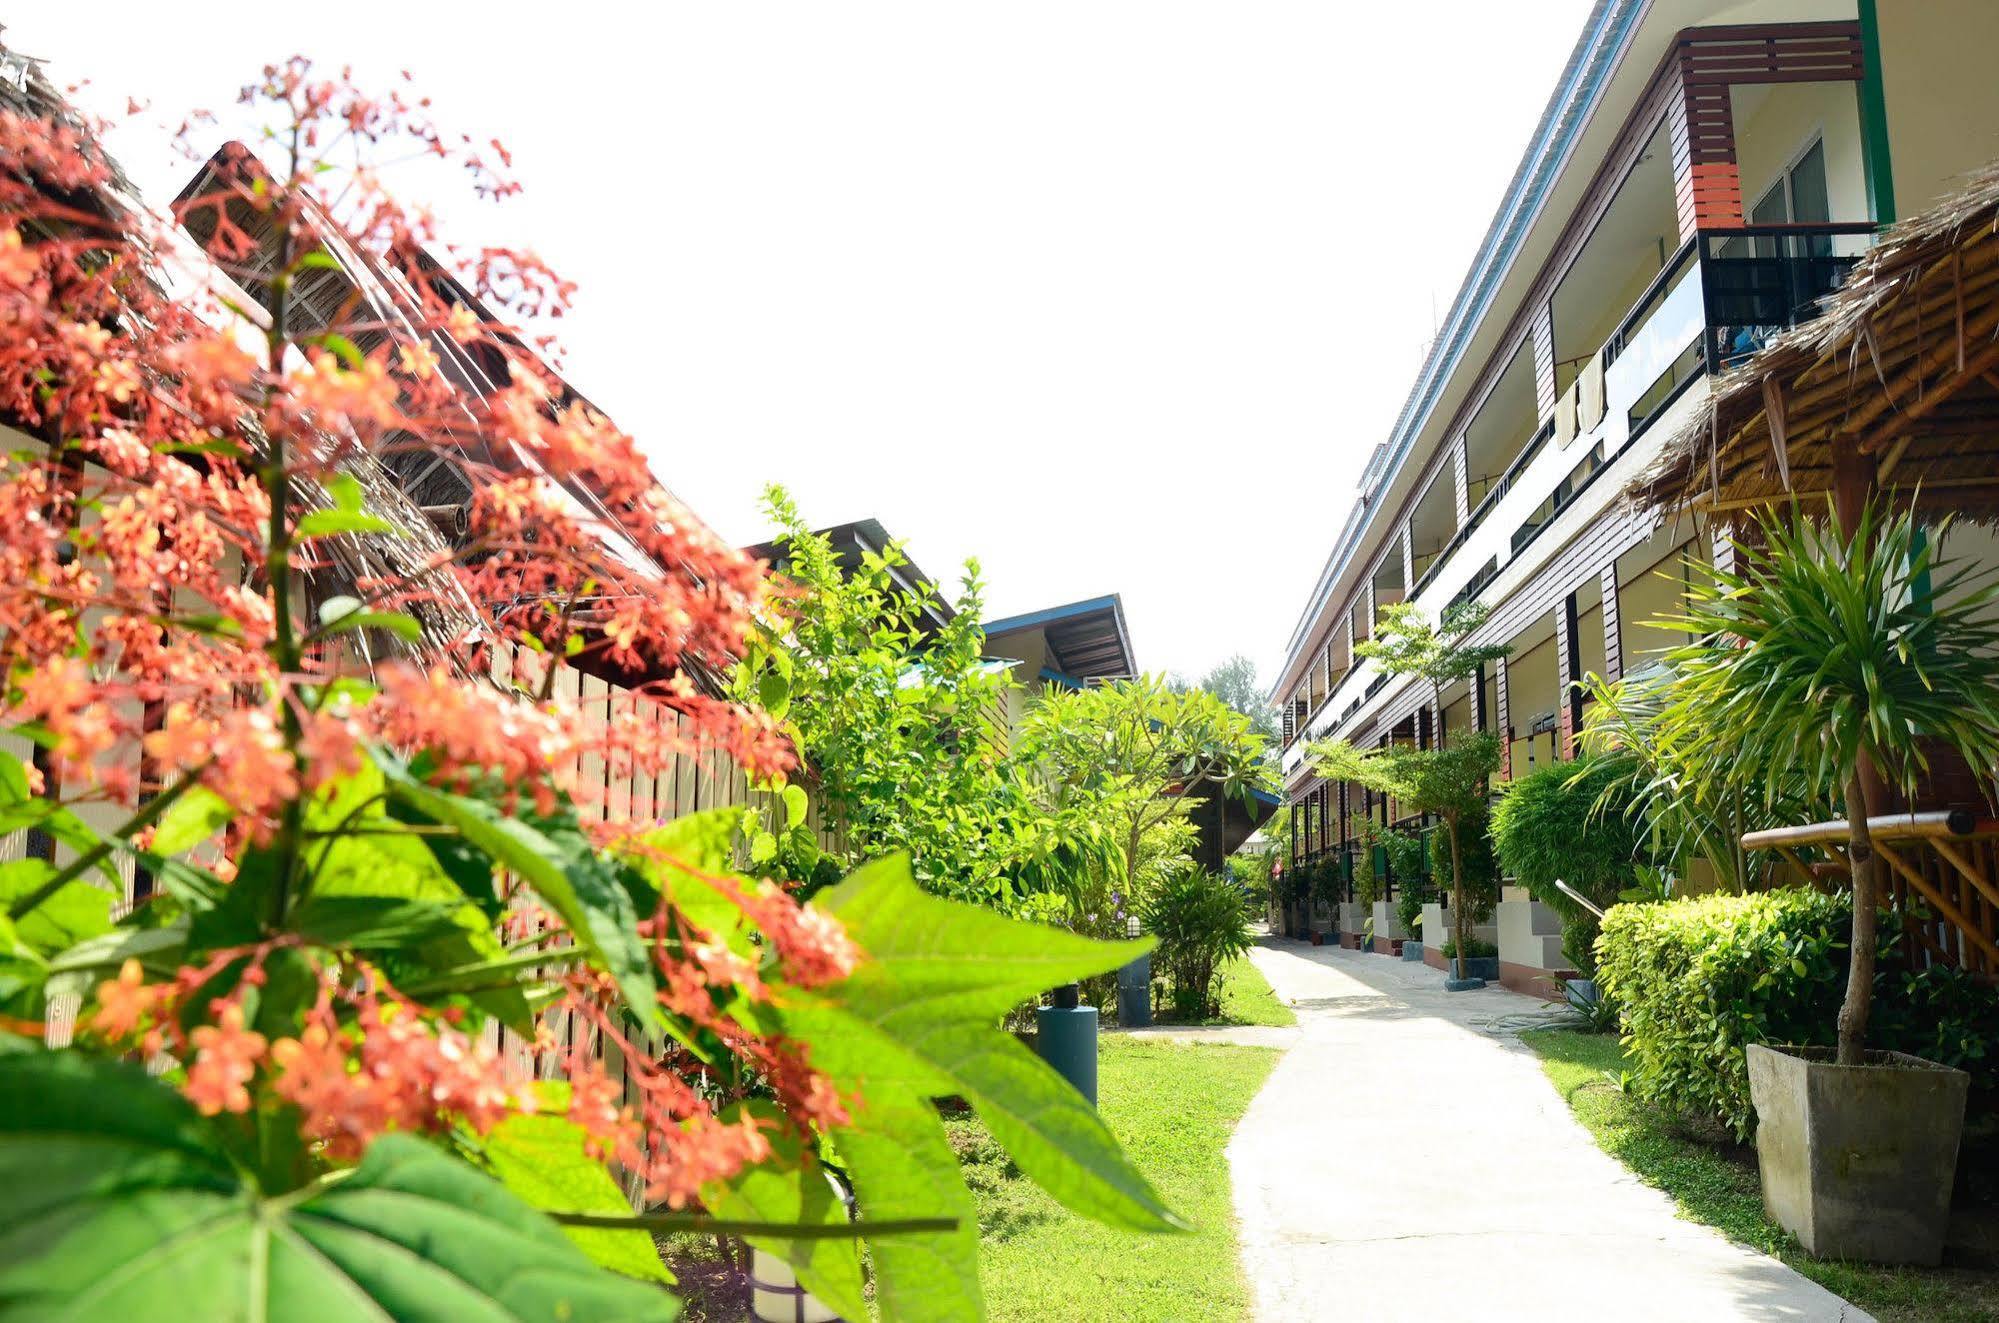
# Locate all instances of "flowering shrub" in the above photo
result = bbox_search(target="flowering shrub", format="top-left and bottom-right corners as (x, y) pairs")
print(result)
(0, 58), (1172, 1318)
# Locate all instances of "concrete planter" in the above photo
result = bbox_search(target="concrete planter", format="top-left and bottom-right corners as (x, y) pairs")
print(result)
(1746, 1043), (1968, 1265)
(1445, 955), (1498, 991)
(1401, 941), (1424, 962)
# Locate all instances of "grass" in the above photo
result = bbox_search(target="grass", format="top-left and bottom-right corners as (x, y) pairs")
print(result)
(1522, 1028), (1999, 1323)
(949, 1035), (1279, 1322)
(1152, 952), (1296, 1028)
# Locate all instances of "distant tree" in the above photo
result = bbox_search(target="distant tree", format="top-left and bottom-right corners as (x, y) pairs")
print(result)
(1178, 654), (1277, 741)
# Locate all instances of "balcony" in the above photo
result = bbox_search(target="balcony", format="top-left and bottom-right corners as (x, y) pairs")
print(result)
(1283, 222), (1875, 768)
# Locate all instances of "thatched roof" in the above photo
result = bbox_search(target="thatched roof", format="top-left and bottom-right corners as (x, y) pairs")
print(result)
(1627, 163), (1999, 523)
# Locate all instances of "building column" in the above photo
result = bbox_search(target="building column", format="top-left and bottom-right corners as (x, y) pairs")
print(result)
(1494, 654), (1511, 779)
(1399, 525), (1415, 597)
(1531, 303), (1557, 420)
(1556, 597), (1584, 758)
(1600, 562), (1624, 685)
(1451, 434), (1470, 528)
(1667, 51), (1743, 237)
(1472, 662), (1489, 733)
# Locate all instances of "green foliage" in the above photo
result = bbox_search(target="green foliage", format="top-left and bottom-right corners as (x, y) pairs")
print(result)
(5, 734), (1178, 1321)
(769, 856), (1183, 1317)
(1376, 828), (1422, 913)
(0, 1053), (679, 1320)
(1438, 936), (1498, 960)
(1490, 755), (1642, 913)
(1225, 851), (1274, 912)
(1020, 674), (1273, 917)
(736, 487), (1116, 919)
(1595, 889), (1999, 1138)
(1173, 653), (1277, 742)
(1428, 806), (1498, 922)
(1491, 754), (1642, 977)
(1654, 502), (1999, 817)
(1140, 869), (1255, 1019)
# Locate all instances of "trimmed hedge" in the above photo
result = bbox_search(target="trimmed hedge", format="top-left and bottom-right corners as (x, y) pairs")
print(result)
(1597, 888), (1999, 1139)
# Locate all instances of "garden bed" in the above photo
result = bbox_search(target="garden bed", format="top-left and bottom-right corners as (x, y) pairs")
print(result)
(1522, 1028), (1999, 1323)
(1150, 952), (1296, 1029)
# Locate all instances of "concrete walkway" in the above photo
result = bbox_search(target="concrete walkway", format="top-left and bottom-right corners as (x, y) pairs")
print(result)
(1228, 939), (1870, 1323)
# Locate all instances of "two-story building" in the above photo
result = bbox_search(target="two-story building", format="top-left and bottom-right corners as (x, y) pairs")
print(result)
(1272, 0), (1999, 988)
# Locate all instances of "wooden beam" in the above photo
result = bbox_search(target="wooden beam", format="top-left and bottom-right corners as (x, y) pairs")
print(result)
(1762, 375), (1792, 489)
(1931, 836), (1999, 912)
(1860, 336), (1999, 456)
(1876, 841), (1999, 967)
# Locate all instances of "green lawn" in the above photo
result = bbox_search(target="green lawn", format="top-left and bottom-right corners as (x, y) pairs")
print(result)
(1522, 1028), (1999, 1323)
(948, 1035), (1280, 1322)
(1152, 952), (1296, 1028)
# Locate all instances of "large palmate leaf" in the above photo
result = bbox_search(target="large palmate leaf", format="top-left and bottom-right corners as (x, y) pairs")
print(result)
(701, 1103), (867, 1322)
(757, 856), (1180, 1321)
(480, 1085), (673, 1286)
(0, 1051), (679, 1321)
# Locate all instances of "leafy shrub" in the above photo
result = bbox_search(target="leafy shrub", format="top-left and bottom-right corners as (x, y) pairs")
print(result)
(1395, 835), (1435, 940)
(1440, 937), (1499, 959)
(1491, 755), (1642, 906)
(1492, 756), (1643, 977)
(1374, 828), (1424, 911)
(1597, 888), (1999, 1138)
(1227, 852), (1274, 911)
(1142, 869), (1255, 1019)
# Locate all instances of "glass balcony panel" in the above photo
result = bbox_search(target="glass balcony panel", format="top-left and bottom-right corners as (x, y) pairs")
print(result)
(1704, 226), (1876, 367)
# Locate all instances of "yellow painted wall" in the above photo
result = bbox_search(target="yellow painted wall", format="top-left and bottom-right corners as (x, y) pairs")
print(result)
(1731, 79), (1869, 223)
(1879, 0), (1999, 215)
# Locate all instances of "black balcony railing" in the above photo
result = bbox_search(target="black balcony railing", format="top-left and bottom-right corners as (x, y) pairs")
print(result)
(1700, 224), (1876, 367)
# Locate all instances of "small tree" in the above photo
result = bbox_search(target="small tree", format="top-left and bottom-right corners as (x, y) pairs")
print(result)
(1647, 500), (1999, 1066)
(1310, 602), (1508, 975)
(1019, 676), (1273, 908)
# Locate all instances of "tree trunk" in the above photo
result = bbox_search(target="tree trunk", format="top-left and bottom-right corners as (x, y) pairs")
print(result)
(1448, 814), (1471, 976)
(1837, 764), (1878, 1067)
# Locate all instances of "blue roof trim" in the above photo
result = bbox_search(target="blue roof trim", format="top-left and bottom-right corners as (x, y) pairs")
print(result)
(981, 594), (1123, 636)
(1279, 0), (1645, 682)
(1037, 666), (1085, 691)
(1248, 787), (1282, 808)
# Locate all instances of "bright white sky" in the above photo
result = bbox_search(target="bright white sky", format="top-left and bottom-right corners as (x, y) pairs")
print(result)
(9, 1), (1592, 689)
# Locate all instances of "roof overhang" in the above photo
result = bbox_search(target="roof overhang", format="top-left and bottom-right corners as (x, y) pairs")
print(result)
(982, 594), (1137, 682)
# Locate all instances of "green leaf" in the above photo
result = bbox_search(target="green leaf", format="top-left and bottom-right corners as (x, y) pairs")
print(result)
(481, 1086), (673, 1285)
(0, 1052), (680, 1320)
(757, 670), (791, 721)
(289, 896), (471, 949)
(324, 471), (365, 512)
(701, 1103), (866, 1320)
(781, 785), (809, 831)
(150, 784), (232, 856)
(0, 860), (111, 956)
(380, 759), (657, 1017)
(317, 607), (424, 642)
(614, 810), (751, 955)
(296, 509), (397, 540)
(755, 856), (1180, 1317)
(815, 854), (1153, 1025)
(838, 1091), (982, 1322)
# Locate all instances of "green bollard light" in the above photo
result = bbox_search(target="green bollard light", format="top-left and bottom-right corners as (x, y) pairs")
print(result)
(1035, 982), (1098, 1106)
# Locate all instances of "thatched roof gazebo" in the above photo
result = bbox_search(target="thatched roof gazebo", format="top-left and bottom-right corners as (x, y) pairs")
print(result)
(1622, 165), (1999, 979)
(1628, 162), (1999, 525)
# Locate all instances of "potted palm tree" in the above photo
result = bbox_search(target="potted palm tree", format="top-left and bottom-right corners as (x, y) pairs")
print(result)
(1656, 500), (1999, 1264)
